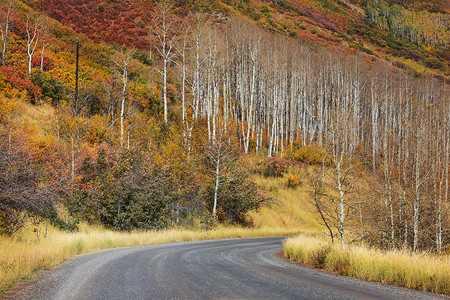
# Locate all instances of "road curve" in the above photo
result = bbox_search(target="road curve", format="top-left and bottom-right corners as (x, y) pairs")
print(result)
(3, 237), (445, 300)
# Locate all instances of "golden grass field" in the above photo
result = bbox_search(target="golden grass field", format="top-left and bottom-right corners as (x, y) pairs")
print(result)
(284, 235), (450, 295)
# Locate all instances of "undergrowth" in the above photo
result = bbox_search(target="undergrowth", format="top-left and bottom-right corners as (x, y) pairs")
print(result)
(284, 235), (450, 295)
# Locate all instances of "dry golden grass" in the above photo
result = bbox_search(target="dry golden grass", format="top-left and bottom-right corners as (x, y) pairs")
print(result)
(18, 102), (55, 135)
(0, 223), (304, 293)
(284, 235), (450, 295)
(248, 175), (322, 233)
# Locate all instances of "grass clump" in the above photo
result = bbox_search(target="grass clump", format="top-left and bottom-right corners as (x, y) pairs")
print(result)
(284, 235), (450, 295)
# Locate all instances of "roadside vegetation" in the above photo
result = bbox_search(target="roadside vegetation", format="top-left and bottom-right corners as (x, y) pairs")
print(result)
(0, 173), (320, 294)
(284, 235), (450, 295)
(0, 222), (305, 293)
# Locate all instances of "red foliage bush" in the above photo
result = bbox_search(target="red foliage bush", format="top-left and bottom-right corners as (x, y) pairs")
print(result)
(0, 65), (42, 101)
(37, 0), (152, 49)
(31, 57), (52, 71)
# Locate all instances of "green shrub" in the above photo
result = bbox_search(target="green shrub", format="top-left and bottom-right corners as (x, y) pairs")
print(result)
(30, 70), (68, 105)
(51, 217), (79, 232)
(200, 213), (217, 230)
(200, 168), (266, 224)
(424, 57), (446, 70)
(261, 5), (271, 17)
(98, 174), (178, 231)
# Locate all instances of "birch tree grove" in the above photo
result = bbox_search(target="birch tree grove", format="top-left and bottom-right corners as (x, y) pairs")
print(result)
(163, 16), (449, 251)
(0, 3), (447, 251)
(0, 0), (13, 65)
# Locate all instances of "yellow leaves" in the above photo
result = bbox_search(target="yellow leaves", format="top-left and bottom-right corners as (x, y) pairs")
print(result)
(60, 116), (78, 134)
(85, 114), (108, 145)
(32, 134), (57, 161)
(291, 144), (331, 165)
(1, 83), (27, 100)
(48, 66), (75, 88)
(286, 173), (300, 188)
(0, 93), (21, 124)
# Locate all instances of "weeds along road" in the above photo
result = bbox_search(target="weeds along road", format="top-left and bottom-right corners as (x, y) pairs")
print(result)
(3, 237), (445, 300)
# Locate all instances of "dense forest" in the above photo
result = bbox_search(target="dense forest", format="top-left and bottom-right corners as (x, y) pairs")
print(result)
(0, 0), (448, 253)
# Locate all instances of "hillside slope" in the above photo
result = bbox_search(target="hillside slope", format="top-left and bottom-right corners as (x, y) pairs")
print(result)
(29, 0), (450, 80)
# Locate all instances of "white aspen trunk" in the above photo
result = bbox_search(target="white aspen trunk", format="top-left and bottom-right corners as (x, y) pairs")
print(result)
(40, 42), (46, 70)
(194, 40), (199, 121)
(382, 121), (395, 248)
(180, 34), (187, 123)
(28, 53), (33, 75)
(213, 76), (219, 141)
(206, 63), (212, 142)
(245, 50), (257, 155)
(255, 124), (260, 154)
(120, 68), (127, 148)
(336, 161), (346, 247)
(268, 76), (278, 157)
(71, 136), (75, 182)
(0, 2), (11, 65)
(26, 15), (40, 76)
(211, 44), (218, 143)
(151, 3), (181, 124)
(371, 82), (378, 171)
(163, 57), (168, 123)
(269, 114), (276, 157)
(213, 152), (220, 217)
(437, 130), (448, 252)
(413, 143), (420, 252)
(403, 153), (408, 247)
(222, 72), (228, 133)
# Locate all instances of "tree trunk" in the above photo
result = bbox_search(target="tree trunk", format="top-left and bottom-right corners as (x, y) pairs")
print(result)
(213, 152), (220, 218)
(163, 58), (168, 123)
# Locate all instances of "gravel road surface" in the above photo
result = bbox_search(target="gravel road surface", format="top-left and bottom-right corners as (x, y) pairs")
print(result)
(3, 237), (446, 299)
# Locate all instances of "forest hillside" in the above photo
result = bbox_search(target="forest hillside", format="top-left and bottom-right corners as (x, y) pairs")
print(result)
(0, 0), (448, 258)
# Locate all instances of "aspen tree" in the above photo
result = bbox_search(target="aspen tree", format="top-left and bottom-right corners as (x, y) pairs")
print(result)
(206, 133), (235, 218)
(39, 17), (49, 71)
(26, 13), (42, 75)
(149, 1), (182, 123)
(0, 0), (13, 65)
(111, 49), (135, 148)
